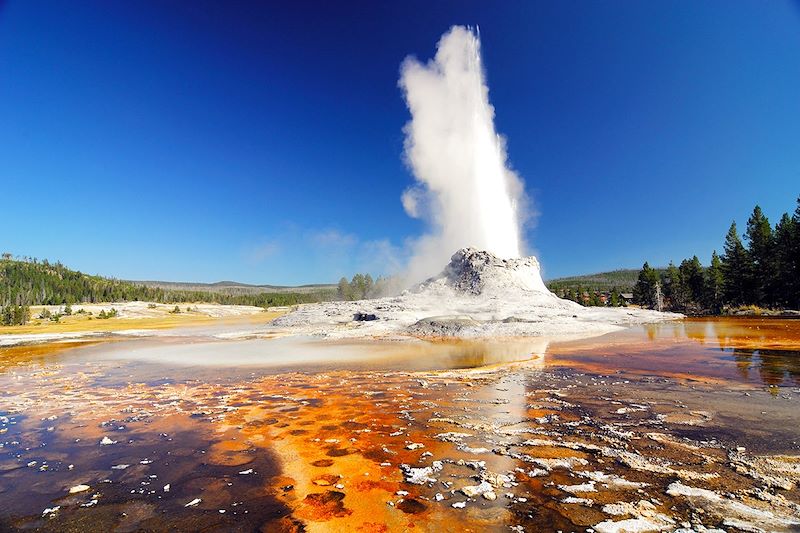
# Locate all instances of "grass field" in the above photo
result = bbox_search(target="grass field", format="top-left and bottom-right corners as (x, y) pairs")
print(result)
(0, 304), (285, 335)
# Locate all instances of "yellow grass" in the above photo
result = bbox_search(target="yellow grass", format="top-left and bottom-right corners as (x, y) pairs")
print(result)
(0, 309), (286, 335)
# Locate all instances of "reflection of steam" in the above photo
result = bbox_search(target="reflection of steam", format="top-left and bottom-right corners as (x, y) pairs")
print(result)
(399, 26), (529, 283)
(95, 336), (550, 372)
(428, 337), (550, 369)
(440, 338), (549, 370)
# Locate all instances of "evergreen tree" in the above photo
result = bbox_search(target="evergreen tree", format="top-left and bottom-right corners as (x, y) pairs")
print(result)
(575, 285), (585, 306)
(350, 273), (367, 300)
(722, 222), (750, 306)
(609, 290), (620, 307)
(633, 262), (659, 308)
(744, 205), (774, 305)
(791, 196), (800, 308)
(2, 304), (30, 325)
(337, 277), (351, 300)
(363, 274), (374, 298)
(679, 256), (704, 307)
(661, 262), (682, 309)
(704, 251), (724, 312)
(773, 213), (797, 308)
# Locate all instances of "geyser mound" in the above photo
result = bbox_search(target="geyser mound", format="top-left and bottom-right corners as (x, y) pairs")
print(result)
(416, 248), (550, 296)
(272, 248), (680, 340)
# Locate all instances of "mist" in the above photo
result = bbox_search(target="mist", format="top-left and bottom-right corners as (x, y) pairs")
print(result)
(399, 25), (529, 283)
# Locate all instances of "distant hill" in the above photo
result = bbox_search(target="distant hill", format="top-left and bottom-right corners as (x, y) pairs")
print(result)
(3, 253), (660, 307)
(547, 268), (666, 292)
(130, 280), (336, 295)
(0, 256), (335, 307)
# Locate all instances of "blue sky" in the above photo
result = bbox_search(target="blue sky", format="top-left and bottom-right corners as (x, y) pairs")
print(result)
(1, 1), (799, 284)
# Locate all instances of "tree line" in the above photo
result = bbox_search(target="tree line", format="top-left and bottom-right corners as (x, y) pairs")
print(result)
(336, 273), (395, 301)
(634, 197), (800, 313)
(552, 286), (629, 307)
(0, 255), (336, 325)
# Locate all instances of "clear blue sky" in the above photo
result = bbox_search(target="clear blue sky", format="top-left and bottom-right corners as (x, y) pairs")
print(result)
(1, 1), (799, 284)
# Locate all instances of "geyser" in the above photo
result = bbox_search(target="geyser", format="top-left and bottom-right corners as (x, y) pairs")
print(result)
(273, 247), (681, 339)
(399, 25), (528, 282)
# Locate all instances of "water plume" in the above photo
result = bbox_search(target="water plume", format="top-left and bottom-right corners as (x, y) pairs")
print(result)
(399, 25), (528, 283)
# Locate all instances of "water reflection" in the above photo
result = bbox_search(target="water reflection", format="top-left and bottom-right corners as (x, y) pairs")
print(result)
(64, 336), (552, 373)
(3, 319), (799, 387)
(732, 348), (800, 386)
(550, 318), (800, 387)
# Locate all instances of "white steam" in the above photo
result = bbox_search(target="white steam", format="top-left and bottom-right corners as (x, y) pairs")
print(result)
(399, 25), (528, 282)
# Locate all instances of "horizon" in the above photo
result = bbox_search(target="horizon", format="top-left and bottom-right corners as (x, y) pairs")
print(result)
(0, 249), (733, 287)
(2, 2), (799, 284)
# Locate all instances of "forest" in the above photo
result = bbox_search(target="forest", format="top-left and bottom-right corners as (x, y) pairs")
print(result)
(0, 255), (335, 325)
(633, 197), (800, 314)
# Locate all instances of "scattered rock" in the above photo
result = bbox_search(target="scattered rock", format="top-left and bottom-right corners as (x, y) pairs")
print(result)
(666, 482), (800, 531)
(42, 506), (60, 518)
(562, 497), (593, 506)
(461, 481), (494, 498)
(594, 518), (671, 533)
(68, 484), (91, 494)
(400, 461), (443, 485)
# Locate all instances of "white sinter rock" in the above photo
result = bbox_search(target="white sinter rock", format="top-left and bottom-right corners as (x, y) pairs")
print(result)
(272, 248), (681, 340)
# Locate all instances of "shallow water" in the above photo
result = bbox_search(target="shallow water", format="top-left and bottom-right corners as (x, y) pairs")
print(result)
(1, 318), (799, 531)
(548, 317), (800, 386)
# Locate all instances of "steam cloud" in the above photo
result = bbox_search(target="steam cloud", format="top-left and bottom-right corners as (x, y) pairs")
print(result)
(399, 25), (529, 283)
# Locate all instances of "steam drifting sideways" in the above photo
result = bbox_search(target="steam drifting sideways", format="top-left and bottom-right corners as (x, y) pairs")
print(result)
(400, 26), (527, 283)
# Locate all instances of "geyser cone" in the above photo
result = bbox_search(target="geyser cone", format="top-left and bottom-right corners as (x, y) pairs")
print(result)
(273, 247), (680, 340)
(416, 248), (550, 296)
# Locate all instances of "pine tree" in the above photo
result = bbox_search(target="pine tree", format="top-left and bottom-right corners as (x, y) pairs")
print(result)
(574, 285), (585, 306)
(773, 213), (797, 308)
(722, 222), (750, 306)
(609, 290), (620, 307)
(363, 274), (374, 298)
(791, 196), (800, 308)
(744, 205), (774, 305)
(704, 251), (724, 312)
(337, 277), (351, 300)
(633, 262), (659, 308)
(679, 256), (704, 308)
(661, 262), (682, 309)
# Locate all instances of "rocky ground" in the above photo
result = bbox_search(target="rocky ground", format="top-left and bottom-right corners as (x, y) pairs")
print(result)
(1, 339), (799, 532)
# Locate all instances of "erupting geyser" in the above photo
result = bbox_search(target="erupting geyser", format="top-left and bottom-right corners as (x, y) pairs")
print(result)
(271, 26), (682, 341)
(400, 25), (528, 282)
